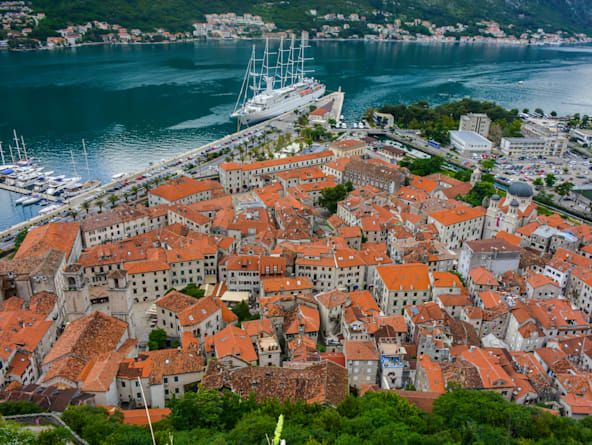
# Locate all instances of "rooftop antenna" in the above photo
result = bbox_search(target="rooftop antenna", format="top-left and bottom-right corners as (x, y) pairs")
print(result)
(20, 136), (28, 162)
(137, 377), (156, 445)
(13, 130), (21, 161)
(70, 149), (78, 177)
(82, 139), (91, 181)
(0, 142), (5, 165)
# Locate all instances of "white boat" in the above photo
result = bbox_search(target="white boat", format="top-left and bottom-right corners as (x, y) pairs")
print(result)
(15, 195), (31, 205)
(231, 37), (326, 125)
(22, 195), (41, 205)
(39, 204), (62, 215)
(112, 172), (126, 181)
(352, 123), (358, 129)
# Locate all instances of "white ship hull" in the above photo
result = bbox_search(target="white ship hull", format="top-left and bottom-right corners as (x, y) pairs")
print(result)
(237, 84), (326, 125)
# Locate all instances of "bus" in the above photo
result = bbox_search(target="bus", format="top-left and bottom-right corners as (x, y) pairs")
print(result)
(428, 140), (441, 149)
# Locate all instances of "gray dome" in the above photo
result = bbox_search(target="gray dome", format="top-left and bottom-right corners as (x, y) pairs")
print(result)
(510, 199), (520, 207)
(491, 194), (501, 201)
(508, 181), (533, 198)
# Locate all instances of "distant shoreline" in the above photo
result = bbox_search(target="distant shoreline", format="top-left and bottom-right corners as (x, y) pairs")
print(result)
(5, 36), (591, 53)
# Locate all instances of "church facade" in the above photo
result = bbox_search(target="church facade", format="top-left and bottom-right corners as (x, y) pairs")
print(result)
(483, 181), (538, 239)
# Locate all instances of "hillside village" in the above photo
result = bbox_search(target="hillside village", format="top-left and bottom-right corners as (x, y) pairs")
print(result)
(2, 130), (592, 420)
(2, 3), (589, 50)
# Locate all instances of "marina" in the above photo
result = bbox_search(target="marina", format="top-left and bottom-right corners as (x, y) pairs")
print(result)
(0, 91), (344, 239)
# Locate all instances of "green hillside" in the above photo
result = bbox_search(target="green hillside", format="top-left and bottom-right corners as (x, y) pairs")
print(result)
(31, 0), (592, 34)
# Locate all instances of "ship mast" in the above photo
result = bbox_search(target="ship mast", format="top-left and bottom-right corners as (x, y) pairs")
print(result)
(13, 130), (21, 161)
(70, 149), (78, 177)
(0, 142), (4, 165)
(21, 136), (28, 162)
(287, 36), (296, 86)
(274, 38), (286, 88)
(233, 45), (256, 115)
(82, 139), (91, 181)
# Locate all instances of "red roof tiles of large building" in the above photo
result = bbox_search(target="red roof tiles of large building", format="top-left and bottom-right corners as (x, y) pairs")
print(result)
(42, 311), (127, 366)
(177, 296), (221, 327)
(469, 267), (499, 286)
(149, 177), (222, 203)
(202, 359), (348, 406)
(377, 263), (430, 291)
(211, 325), (258, 363)
(220, 151), (334, 172)
(155, 291), (197, 313)
(15, 222), (80, 261)
(429, 205), (485, 226)
(345, 340), (379, 361)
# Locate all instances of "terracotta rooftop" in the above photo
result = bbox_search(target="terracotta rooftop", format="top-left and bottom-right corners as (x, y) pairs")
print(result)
(377, 263), (430, 291)
(202, 359), (348, 406)
(42, 311), (128, 366)
(345, 340), (379, 361)
(15, 222), (80, 261)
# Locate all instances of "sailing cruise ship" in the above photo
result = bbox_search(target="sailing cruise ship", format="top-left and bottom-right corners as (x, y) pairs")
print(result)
(231, 38), (326, 125)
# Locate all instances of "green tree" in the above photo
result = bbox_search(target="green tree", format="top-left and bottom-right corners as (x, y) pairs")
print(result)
(108, 194), (119, 208)
(462, 181), (496, 207)
(0, 401), (43, 415)
(179, 283), (205, 299)
(13, 229), (28, 252)
(535, 107), (544, 116)
(232, 301), (258, 324)
(95, 199), (105, 212)
(81, 201), (90, 215)
(131, 185), (140, 200)
(533, 177), (543, 186)
(148, 328), (167, 350)
(522, 108), (529, 113)
(319, 184), (349, 214)
(480, 158), (496, 171)
(551, 110), (557, 117)
(545, 173), (557, 187)
(555, 181), (574, 197)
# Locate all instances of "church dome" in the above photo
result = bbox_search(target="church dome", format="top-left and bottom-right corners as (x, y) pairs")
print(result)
(510, 199), (520, 207)
(491, 194), (501, 201)
(508, 181), (533, 198)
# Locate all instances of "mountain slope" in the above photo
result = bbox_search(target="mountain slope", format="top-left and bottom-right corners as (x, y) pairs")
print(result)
(31, 0), (592, 34)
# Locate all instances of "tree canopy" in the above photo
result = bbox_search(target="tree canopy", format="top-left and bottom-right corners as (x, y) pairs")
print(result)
(148, 328), (167, 350)
(18, 389), (590, 444)
(319, 183), (351, 214)
(398, 156), (444, 176)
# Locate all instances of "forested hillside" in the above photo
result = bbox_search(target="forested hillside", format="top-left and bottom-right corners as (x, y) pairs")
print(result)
(30, 0), (592, 34)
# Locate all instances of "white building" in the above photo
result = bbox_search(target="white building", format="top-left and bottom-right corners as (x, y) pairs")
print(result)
(500, 137), (567, 158)
(459, 113), (491, 138)
(449, 131), (492, 154)
(571, 129), (592, 145)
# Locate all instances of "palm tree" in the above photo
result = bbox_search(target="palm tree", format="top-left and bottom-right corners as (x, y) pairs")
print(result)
(69, 208), (78, 220)
(81, 201), (90, 215)
(131, 185), (139, 200)
(152, 177), (161, 187)
(123, 191), (129, 202)
(95, 199), (105, 212)
(108, 194), (119, 208)
(143, 182), (152, 194)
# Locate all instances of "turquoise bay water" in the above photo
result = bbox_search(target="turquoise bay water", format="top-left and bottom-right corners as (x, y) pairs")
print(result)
(1, 41), (592, 229)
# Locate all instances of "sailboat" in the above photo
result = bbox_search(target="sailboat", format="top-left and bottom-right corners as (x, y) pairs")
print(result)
(231, 37), (326, 125)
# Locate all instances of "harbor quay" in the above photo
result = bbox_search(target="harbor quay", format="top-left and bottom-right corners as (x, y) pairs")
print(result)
(0, 91), (344, 239)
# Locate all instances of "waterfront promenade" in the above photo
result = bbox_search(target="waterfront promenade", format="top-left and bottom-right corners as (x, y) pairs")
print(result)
(0, 91), (344, 239)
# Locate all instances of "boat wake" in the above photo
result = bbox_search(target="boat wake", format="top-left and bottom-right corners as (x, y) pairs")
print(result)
(168, 105), (232, 130)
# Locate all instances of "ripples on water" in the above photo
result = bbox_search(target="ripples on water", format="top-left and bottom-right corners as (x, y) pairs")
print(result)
(0, 41), (591, 228)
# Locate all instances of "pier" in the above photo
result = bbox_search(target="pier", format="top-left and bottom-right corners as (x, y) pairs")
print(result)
(0, 183), (60, 202)
(0, 91), (344, 239)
